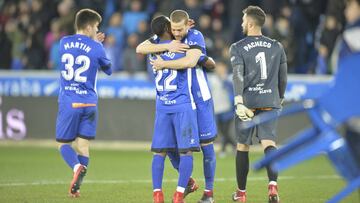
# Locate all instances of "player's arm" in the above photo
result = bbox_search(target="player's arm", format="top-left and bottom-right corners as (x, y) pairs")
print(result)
(101, 64), (112, 75)
(98, 44), (112, 75)
(230, 44), (254, 121)
(198, 55), (216, 70)
(151, 48), (202, 69)
(278, 43), (288, 104)
(136, 39), (189, 54)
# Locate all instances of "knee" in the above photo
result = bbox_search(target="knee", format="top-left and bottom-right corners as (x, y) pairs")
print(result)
(180, 151), (193, 156)
(76, 143), (89, 156)
(57, 142), (70, 150)
(201, 141), (213, 147)
(264, 145), (277, 154)
(237, 143), (249, 152)
(154, 152), (166, 157)
(261, 140), (277, 150)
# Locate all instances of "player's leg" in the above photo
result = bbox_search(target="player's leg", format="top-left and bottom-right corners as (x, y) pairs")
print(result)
(173, 108), (200, 203)
(55, 102), (83, 197)
(167, 150), (180, 171)
(152, 152), (166, 203)
(75, 105), (97, 168)
(197, 100), (217, 202)
(232, 116), (254, 202)
(57, 142), (81, 172)
(74, 138), (90, 166)
(198, 142), (216, 203)
(151, 112), (175, 203)
(68, 106), (97, 197)
(258, 109), (280, 203)
(174, 151), (195, 202)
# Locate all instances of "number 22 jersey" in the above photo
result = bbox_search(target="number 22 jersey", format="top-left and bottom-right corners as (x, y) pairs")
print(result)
(152, 40), (196, 113)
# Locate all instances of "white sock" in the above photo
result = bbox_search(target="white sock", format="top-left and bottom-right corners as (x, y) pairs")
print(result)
(239, 189), (246, 193)
(73, 163), (81, 173)
(153, 189), (162, 192)
(269, 181), (277, 186)
(176, 186), (185, 193)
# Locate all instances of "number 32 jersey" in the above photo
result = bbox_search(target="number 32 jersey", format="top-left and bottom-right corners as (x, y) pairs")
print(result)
(230, 35), (287, 109)
(58, 34), (111, 104)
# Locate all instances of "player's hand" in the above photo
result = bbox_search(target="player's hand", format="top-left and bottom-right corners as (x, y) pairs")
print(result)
(168, 40), (189, 53)
(150, 55), (165, 70)
(96, 32), (105, 43)
(235, 104), (254, 121)
(188, 18), (195, 28)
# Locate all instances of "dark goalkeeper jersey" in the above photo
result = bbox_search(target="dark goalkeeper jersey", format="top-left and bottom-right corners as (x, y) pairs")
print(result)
(230, 35), (287, 109)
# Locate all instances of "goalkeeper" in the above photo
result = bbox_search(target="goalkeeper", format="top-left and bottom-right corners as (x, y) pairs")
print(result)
(229, 6), (287, 203)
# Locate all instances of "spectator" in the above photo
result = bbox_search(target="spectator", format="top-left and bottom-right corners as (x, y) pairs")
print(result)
(123, 0), (148, 34)
(57, 0), (76, 35)
(316, 15), (342, 74)
(0, 26), (12, 69)
(47, 19), (63, 70)
(208, 61), (236, 158)
(137, 20), (150, 43)
(105, 12), (126, 71)
(123, 33), (146, 74)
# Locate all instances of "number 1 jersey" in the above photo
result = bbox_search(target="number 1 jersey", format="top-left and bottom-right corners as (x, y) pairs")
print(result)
(230, 35), (287, 108)
(58, 34), (111, 104)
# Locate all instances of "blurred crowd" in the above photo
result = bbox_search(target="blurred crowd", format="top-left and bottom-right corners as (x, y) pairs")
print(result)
(0, 0), (355, 75)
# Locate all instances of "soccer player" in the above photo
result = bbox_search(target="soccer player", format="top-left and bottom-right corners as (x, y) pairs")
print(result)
(148, 15), (200, 203)
(229, 6), (287, 203)
(147, 10), (217, 203)
(55, 9), (112, 197)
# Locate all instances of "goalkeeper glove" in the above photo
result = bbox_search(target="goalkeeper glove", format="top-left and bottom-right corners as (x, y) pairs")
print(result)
(235, 103), (254, 121)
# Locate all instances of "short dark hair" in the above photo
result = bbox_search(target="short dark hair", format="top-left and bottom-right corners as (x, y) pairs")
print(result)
(151, 15), (170, 36)
(75, 9), (102, 31)
(243, 6), (266, 27)
(170, 10), (189, 24)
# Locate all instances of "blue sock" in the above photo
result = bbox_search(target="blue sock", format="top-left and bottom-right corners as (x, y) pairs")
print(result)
(59, 144), (79, 169)
(152, 154), (165, 190)
(167, 151), (180, 171)
(178, 155), (193, 188)
(78, 155), (89, 167)
(202, 144), (216, 190)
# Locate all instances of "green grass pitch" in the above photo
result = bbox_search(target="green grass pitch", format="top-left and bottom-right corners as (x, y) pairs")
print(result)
(0, 145), (358, 203)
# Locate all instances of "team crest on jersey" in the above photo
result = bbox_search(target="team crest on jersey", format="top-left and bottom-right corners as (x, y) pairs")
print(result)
(193, 30), (199, 35)
(230, 56), (236, 62)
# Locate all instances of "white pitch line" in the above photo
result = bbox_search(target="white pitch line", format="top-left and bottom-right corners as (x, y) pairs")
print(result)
(0, 175), (340, 187)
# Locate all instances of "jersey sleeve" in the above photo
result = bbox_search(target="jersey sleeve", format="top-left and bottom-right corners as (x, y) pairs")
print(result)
(97, 43), (112, 75)
(187, 30), (206, 52)
(198, 53), (209, 65)
(149, 34), (160, 44)
(230, 43), (245, 98)
(278, 42), (287, 99)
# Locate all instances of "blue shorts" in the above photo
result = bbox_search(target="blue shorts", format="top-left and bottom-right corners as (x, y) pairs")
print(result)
(196, 99), (217, 143)
(56, 102), (98, 142)
(151, 107), (200, 153)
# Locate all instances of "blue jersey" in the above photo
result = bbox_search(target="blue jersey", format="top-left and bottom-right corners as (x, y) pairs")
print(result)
(153, 40), (195, 112)
(181, 29), (212, 104)
(58, 34), (111, 104)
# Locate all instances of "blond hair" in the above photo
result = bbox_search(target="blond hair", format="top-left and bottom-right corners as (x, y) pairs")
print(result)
(170, 10), (189, 24)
